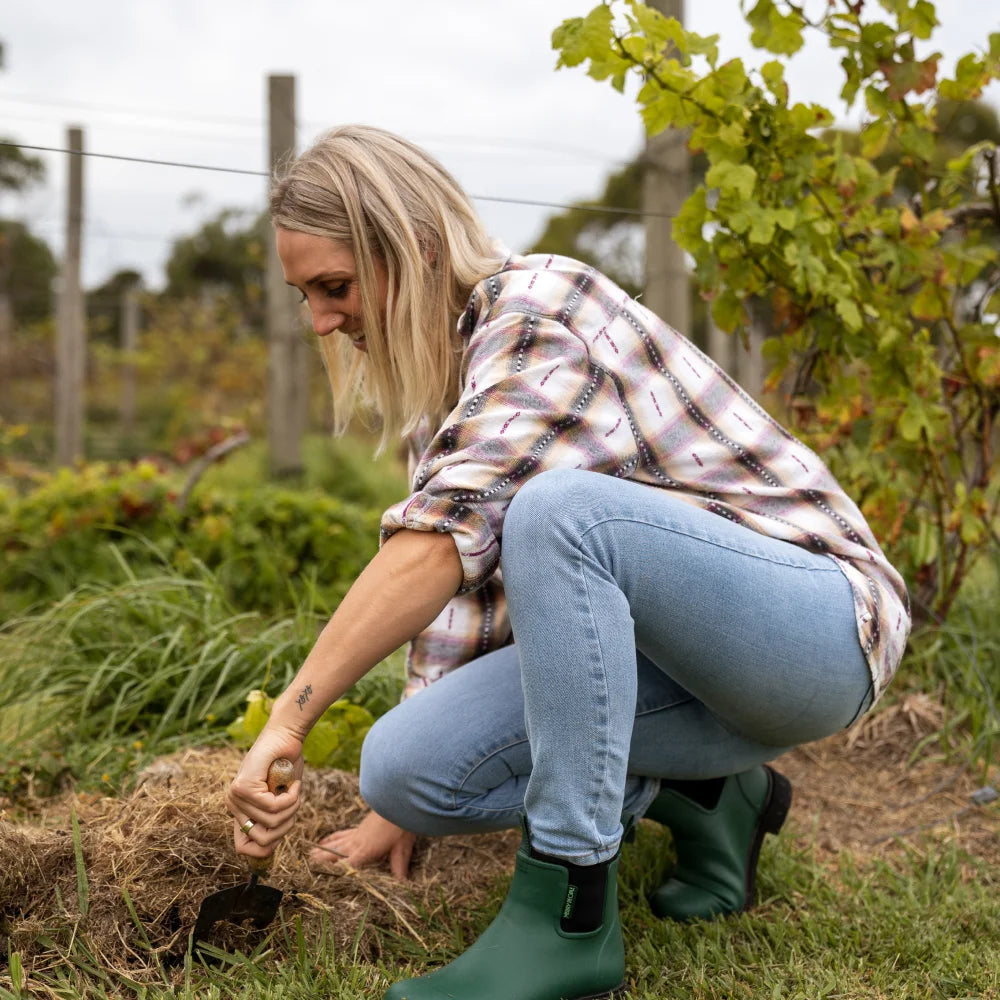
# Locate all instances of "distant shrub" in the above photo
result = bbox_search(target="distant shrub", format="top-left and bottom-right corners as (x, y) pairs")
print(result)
(0, 459), (382, 618)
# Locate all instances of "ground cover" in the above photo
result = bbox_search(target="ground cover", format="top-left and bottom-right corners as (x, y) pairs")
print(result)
(2, 690), (997, 999)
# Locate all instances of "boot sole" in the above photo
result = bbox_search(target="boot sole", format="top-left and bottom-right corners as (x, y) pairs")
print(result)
(742, 765), (792, 911)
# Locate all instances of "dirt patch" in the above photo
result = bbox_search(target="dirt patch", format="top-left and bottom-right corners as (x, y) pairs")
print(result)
(1, 693), (998, 986)
(777, 692), (1000, 873)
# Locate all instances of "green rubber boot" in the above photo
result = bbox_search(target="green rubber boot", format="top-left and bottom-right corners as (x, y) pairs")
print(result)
(383, 835), (626, 1000)
(646, 765), (792, 922)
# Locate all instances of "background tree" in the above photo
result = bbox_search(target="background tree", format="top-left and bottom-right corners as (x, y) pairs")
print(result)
(554, 0), (1000, 625)
(163, 208), (269, 334)
(0, 220), (56, 326)
(0, 136), (49, 387)
(526, 158), (646, 296)
(87, 268), (143, 345)
(0, 143), (44, 194)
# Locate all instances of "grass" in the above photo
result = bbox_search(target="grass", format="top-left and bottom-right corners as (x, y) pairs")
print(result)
(902, 562), (1000, 778)
(4, 825), (999, 999)
(0, 551), (405, 796)
(1, 491), (997, 997)
(617, 829), (1000, 999)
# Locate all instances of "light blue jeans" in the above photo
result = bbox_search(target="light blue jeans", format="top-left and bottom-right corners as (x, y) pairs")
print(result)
(361, 469), (874, 864)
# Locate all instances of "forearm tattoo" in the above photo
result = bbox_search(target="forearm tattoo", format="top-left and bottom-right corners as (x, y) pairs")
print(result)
(296, 684), (313, 711)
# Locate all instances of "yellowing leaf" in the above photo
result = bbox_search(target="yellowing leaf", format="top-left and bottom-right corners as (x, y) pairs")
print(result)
(748, 208), (777, 244)
(712, 289), (745, 332)
(922, 210), (951, 233)
(899, 205), (920, 234)
(773, 208), (796, 231)
(911, 283), (945, 320)
(760, 60), (787, 103)
(303, 720), (341, 766)
(860, 120), (892, 159)
(673, 188), (708, 251)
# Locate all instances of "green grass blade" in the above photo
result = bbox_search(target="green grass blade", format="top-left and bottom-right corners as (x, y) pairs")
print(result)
(70, 805), (90, 918)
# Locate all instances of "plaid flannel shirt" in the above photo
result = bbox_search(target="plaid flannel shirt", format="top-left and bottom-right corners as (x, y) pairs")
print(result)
(381, 254), (910, 703)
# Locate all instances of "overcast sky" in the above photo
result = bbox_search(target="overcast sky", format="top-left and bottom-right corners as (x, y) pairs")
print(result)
(2, 0), (998, 289)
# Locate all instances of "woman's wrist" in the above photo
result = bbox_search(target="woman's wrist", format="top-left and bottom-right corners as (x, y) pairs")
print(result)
(268, 691), (317, 742)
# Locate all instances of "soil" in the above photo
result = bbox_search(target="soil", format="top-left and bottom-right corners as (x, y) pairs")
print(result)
(777, 691), (1000, 873)
(1, 690), (997, 984)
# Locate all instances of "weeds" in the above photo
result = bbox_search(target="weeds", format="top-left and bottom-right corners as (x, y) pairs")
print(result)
(0, 552), (404, 796)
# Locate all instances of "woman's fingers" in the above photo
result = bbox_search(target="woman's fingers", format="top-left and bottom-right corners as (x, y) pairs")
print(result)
(308, 812), (415, 878)
(226, 778), (302, 827)
(227, 787), (301, 831)
(233, 809), (301, 857)
(309, 829), (367, 867)
(389, 831), (416, 879)
(309, 832), (351, 867)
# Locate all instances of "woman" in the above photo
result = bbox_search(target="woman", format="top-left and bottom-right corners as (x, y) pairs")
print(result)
(226, 124), (909, 1000)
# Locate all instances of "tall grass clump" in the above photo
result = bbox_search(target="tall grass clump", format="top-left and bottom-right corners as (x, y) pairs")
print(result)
(0, 549), (404, 795)
(904, 562), (1000, 774)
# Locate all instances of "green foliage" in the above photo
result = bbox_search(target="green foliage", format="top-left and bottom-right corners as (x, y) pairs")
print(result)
(193, 432), (410, 514)
(0, 458), (382, 619)
(0, 140), (44, 193)
(86, 268), (144, 345)
(904, 560), (1000, 768)
(0, 219), (57, 325)
(227, 688), (375, 771)
(553, 0), (1000, 624)
(164, 208), (269, 333)
(89, 296), (273, 456)
(0, 560), (405, 797)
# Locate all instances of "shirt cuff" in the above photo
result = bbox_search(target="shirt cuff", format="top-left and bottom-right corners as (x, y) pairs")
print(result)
(380, 491), (499, 593)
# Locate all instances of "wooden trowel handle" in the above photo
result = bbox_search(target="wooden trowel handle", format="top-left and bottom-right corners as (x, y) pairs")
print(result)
(266, 757), (295, 795)
(245, 757), (296, 877)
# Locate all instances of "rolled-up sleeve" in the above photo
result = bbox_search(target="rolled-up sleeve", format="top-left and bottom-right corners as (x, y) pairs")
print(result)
(381, 491), (498, 591)
(380, 310), (631, 593)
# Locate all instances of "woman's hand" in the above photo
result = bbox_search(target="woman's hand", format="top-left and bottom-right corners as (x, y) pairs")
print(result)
(309, 809), (416, 879)
(225, 726), (305, 861)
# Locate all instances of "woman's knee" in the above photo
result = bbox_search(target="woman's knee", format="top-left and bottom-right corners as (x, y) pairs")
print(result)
(358, 703), (458, 831)
(358, 712), (408, 824)
(505, 468), (598, 550)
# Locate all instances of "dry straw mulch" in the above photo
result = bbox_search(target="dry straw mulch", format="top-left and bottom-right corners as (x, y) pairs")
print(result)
(1, 747), (519, 983)
(1, 693), (998, 985)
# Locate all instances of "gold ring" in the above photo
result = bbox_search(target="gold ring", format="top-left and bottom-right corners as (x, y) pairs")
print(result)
(240, 819), (255, 834)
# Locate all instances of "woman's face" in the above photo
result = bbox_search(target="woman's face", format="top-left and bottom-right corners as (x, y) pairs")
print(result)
(276, 228), (388, 352)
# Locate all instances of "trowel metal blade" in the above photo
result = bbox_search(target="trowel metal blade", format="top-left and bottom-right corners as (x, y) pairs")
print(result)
(191, 877), (284, 945)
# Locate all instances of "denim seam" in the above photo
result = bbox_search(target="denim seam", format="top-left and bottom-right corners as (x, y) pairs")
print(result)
(452, 736), (530, 812)
(576, 535), (617, 857)
(577, 515), (842, 573)
(635, 695), (695, 718)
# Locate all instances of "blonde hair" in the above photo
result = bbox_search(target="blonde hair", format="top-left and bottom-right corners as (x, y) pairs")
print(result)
(269, 124), (506, 446)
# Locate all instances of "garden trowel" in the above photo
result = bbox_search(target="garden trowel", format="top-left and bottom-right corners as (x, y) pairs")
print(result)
(190, 757), (295, 951)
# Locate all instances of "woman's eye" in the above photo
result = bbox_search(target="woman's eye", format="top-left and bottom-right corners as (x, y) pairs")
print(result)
(324, 282), (349, 299)
(298, 292), (307, 304)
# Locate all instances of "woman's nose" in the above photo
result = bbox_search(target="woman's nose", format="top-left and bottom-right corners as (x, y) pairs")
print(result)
(310, 305), (343, 337)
